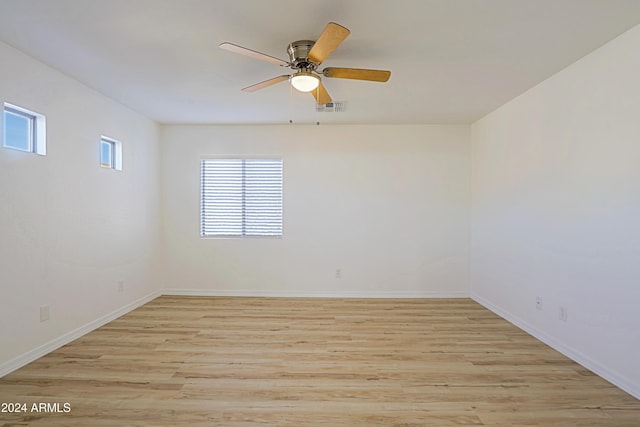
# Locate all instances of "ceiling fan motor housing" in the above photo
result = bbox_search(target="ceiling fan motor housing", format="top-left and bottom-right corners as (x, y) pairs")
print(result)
(287, 40), (317, 70)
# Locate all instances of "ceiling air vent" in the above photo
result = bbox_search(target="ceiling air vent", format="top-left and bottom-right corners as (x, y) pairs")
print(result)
(316, 101), (346, 112)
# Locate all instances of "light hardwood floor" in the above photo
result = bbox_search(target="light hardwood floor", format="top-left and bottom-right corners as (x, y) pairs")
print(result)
(0, 296), (638, 426)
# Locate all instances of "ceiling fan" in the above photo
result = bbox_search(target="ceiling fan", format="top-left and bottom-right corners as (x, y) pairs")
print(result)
(219, 22), (391, 105)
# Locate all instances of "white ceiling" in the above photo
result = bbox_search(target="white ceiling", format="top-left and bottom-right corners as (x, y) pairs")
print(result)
(1, 0), (639, 125)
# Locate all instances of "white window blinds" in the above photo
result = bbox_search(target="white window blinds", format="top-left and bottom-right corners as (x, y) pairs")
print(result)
(200, 159), (283, 237)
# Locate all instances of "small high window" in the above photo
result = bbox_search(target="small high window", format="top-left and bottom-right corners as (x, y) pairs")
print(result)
(3, 103), (46, 155)
(100, 136), (122, 170)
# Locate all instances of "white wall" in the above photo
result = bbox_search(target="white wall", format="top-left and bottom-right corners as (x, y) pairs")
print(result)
(471, 25), (640, 398)
(0, 42), (161, 372)
(160, 124), (470, 297)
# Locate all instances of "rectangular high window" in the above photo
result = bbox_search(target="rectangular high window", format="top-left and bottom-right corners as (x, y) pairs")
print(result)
(100, 138), (115, 168)
(200, 159), (283, 237)
(100, 136), (122, 170)
(3, 103), (46, 155)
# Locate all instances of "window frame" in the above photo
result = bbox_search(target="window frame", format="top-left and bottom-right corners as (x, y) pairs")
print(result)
(200, 157), (284, 239)
(99, 136), (122, 170)
(2, 102), (46, 155)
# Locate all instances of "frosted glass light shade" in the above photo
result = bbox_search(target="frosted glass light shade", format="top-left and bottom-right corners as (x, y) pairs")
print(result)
(291, 73), (320, 92)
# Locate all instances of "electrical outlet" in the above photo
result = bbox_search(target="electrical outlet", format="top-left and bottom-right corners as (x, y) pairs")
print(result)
(335, 268), (342, 279)
(559, 307), (568, 322)
(40, 305), (50, 322)
(536, 297), (543, 311)
(117, 280), (124, 292)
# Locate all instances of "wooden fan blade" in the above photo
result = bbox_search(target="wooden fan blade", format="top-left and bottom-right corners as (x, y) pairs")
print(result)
(323, 67), (391, 82)
(242, 75), (290, 92)
(308, 22), (350, 64)
(310, 82), (332, 105)
(219, 42), (289, 67)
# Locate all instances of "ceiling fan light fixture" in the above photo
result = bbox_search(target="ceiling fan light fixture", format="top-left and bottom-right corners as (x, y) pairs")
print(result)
(290, 72), (320, 92)
(221, 22), (389, 105)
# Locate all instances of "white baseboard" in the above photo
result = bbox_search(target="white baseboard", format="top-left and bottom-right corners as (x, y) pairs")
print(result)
(471, 293), (640, 400)
(0, 291), (160, 378)
(162, 288), (470, 298)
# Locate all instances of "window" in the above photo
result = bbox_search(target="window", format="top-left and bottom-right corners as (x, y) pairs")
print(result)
(200, 159), (283, 237)
(3, 103), (46, 155)
(100, 138), (115, 168)
(100, 136), (122, 170)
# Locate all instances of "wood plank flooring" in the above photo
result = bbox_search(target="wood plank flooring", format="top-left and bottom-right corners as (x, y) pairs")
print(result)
(1, 296), (639, 426)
